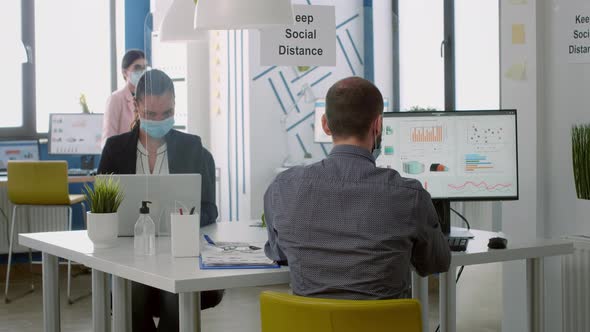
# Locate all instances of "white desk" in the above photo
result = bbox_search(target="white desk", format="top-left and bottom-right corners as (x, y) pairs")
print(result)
(20, 225), (574, 332)
(411, 229), (574, 332)
(19, 222), (290, 332)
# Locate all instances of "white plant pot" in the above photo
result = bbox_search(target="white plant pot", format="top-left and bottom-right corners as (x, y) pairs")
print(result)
(87, 212), (118, 248)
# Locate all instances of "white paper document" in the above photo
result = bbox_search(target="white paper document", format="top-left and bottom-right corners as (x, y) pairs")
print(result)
(200, 242), (277, 267)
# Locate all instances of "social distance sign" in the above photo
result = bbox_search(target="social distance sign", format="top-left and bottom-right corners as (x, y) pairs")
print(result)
(260, 5), (336, 66)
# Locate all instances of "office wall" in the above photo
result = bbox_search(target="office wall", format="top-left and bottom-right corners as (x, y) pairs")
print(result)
(209, 0), (366, 221)
(499, 1), (543, 331)
(537, 1), (590, 331)
(501, 1), (590, 331)
(247, 0), (365, 220)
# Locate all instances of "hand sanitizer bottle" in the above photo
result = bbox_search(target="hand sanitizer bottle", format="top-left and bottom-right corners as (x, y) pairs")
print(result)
(134, 201), (155, 255)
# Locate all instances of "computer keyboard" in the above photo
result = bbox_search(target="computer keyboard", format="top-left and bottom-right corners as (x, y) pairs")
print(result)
(448, 237), (469, 252)
(68, 168), (96, 176)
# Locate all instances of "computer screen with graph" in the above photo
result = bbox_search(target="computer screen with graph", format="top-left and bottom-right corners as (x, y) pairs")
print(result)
(49, 113), (103, 155)
(376, 110), (518, 201)
(0, 140), (40, 171)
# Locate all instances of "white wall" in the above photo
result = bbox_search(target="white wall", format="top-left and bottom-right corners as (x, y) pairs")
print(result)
(501, 1), (590, 331)
(250, 0), (365, 219)
(499, 1), (542, 331)
(538, 1), (590, 331)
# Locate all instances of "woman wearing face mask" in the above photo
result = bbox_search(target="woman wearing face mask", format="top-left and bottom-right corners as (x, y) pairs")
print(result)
(101, 49), (147, 146)
(98, 69), (223, 331)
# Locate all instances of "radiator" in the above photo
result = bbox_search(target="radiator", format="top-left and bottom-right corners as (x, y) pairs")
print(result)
(0, 186), (69, 254)
(562, 235), (590, 332)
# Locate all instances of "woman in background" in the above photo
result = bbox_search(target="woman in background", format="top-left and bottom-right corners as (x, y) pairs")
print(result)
(101, 49), (147, 145)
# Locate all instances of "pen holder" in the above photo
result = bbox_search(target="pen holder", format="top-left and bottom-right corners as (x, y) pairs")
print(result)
(170, 213), (200, 257)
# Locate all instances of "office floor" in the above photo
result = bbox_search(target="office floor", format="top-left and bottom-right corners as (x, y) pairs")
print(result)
(0, 263), (501, 332)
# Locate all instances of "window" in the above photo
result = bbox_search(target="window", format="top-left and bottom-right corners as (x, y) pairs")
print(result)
(0, 1), (115, 137)
(35, 0), (111, 133)
(1, 1), (23, 128)
(393, 0), (500, 111)
(398, 0), (445, 111)
(454, 0), (499, 110)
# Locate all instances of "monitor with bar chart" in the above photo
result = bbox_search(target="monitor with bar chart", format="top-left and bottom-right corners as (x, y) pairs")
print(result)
(376, 110), (518, 201)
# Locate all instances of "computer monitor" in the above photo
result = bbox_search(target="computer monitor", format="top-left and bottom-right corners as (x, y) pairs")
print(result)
(376, 110), (518, 233)
(0, 140), (40, 172)
(49, 113), (103, 170)
(49, 113), (103, 155)
(314, 98), (390, 143)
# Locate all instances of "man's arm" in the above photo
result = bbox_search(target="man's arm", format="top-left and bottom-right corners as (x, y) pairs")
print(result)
(199, 149), (218, 227)
(410, 189), (451, 277)
(263, 180), (288, 264)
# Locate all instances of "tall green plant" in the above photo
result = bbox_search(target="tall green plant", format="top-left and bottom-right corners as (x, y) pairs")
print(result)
(84, 176), (125, 213)
(572, 124), (590, 199)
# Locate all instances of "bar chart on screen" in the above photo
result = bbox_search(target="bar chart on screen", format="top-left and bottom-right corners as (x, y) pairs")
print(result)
(410, 125), (445, 143)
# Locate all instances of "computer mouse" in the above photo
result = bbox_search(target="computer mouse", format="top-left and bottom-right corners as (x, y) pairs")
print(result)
(488, 237), (507, 249)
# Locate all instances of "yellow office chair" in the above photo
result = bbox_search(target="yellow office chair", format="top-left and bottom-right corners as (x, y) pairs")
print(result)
(4, 161), (86, 304)
(260, 291), (422, 332)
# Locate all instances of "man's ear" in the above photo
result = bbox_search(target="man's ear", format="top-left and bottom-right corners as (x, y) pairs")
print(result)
(375, 115), (383, 136)
(321, 113), (332, 136)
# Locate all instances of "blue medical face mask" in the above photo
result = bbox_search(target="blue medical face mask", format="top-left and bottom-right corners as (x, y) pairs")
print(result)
(140, 117), (175, 138)
(129, 70), (144, 87)
(372, 132), (382, 160)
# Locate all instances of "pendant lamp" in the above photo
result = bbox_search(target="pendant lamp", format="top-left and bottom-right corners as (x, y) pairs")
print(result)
(194, 0), (294, 30)
(160, 0), (207, 42)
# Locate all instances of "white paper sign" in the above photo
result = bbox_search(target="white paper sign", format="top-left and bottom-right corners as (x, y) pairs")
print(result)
(559, 2), (590, 63)
(260, 5), (336, 66)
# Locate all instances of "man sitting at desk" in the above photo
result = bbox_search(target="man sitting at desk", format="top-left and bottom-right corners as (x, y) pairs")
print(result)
(99, 69), (223, 331)
(264, 77), (451, 299)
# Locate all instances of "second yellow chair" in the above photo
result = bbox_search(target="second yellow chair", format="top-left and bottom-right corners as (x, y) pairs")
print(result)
(260, 291), (422, 332)
(4, 161), (86, 304)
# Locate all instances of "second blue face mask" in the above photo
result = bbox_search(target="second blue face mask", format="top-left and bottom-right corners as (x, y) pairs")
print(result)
(140, 117), (175, 138)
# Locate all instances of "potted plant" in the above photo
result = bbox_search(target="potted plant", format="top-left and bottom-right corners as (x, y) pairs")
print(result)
(84, 176), (124, 248)
(572, 124), (590, 200)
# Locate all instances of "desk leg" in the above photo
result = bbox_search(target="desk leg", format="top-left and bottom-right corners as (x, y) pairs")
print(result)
(179, 292), (201, 332)
(112, 276), (128, 332)
(92, 270), (110, 332)
(411, 272), (429, 332)
(527, 258), (544, 332)
(440, 267), (457, 332)
(42, 253), (60, 332)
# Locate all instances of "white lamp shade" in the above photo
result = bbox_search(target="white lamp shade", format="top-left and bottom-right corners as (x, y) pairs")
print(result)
(194, 0), (294, 30)
(160, 0), (207, 42)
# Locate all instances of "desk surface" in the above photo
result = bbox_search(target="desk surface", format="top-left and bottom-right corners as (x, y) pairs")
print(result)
(19, 224), (574, 293)
(451, 228), (573, 267)
(19, 222), (290, 293)
(0, 175), (94, 185)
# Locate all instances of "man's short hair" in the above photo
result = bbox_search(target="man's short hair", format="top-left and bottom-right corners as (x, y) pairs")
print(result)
(325, 77), (384, 139)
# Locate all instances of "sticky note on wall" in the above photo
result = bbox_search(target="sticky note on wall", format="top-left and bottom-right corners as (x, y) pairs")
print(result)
(512, 24), (526, 44)
(505, 62), (526, 81)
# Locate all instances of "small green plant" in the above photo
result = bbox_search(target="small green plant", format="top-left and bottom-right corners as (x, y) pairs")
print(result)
(572, 124), (590, 200)
(80, 93), (91, 114)
(84, 176), (125, 213)
(261, 213), (266, 228)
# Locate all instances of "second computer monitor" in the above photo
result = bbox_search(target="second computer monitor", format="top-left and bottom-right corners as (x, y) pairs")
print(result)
(49, 113), (103, 155)
(376, 110), (518, 201)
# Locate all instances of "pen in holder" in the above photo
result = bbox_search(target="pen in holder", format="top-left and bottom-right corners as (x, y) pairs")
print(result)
(170, 212), (200, 257)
